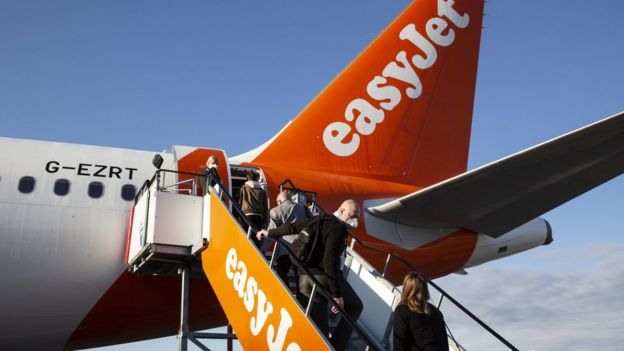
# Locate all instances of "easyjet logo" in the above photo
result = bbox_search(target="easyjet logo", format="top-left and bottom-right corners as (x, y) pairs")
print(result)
(225, 247), (301, 351)
(323, 0), (470, 157)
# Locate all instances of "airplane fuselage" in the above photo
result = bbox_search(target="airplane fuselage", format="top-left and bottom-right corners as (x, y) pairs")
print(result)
(0, 136), (551, 349)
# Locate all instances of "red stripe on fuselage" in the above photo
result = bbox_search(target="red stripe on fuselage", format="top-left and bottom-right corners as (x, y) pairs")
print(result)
(65, 271), (226, 349)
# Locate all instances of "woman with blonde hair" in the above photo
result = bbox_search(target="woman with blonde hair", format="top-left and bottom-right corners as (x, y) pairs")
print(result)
(200, 155), (222, 197)
(393, 272), (448, 351)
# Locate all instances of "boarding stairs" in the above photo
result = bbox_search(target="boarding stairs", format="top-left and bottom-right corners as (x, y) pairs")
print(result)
(126, 169), (518, 350)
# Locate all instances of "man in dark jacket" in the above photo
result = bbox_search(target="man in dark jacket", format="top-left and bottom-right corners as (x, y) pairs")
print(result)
(257, 199), (363, 351)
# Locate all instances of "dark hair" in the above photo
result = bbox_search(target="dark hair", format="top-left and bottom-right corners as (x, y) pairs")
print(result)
(246, 172), (258, 181)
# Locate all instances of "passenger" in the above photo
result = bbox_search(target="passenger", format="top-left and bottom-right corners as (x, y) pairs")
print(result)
(239, 172), (269, 247)
(201, 155), (222, 197)
(267, 190), (310, 288)
(393, 272), (449, 351)
(257, 199), (363, 351)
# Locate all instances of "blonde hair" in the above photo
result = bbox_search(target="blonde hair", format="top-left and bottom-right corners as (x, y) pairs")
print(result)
(206, 155), (218, 166)
(400, 272), (431, 315)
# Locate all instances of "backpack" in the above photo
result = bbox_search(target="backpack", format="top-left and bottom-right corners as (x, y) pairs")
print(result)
(291, 215), (328, 266)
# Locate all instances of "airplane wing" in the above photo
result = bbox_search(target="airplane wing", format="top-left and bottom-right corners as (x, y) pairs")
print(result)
(366, 111), (624, 237)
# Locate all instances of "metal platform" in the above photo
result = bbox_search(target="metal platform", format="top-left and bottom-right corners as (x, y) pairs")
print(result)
(128, 242), (206, 277)
(126, 171), (209, 277)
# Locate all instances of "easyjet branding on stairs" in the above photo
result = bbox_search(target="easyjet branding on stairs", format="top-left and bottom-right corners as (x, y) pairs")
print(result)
(323, 0), (470, 157)
(225, 247), (300, 351)
(202, 191), (329, 350)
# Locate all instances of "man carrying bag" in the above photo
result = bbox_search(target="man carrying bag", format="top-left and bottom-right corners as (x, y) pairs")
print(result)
(257, 199), (363, 351)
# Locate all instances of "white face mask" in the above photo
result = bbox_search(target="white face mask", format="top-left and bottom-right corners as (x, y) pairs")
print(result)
(334, 210), (358, 228)
(345, 217), (358, 229)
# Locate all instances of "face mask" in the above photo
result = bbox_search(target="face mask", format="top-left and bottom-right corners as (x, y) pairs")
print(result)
(345, 217), (358, 229)
(334, 210), (358, 228)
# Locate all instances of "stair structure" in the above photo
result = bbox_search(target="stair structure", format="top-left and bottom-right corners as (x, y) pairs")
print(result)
(126, 168), (518, 351)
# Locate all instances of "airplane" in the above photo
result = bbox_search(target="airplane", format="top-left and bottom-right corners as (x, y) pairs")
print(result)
(1, 0), (623, 350)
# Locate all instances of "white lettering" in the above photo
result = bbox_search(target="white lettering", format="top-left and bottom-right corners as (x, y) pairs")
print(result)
(250, 289), (273, 336)
(321, 1), (470, 157)
(243, 276), (258, 313)
(399, 24), (437, 70)
(426, 17), (454, 47)
(226, 248), (237, 280)
(267, 308), (294, 351)
(286, 343), (302, 351)
(224, 247), (302, 350)
(437, 0), (469, 28)
(382, 50), (423, 99)
(233, 260), (247, 299)
(345, 98), (385, 136)
(367, 76), (401, 110)
(323, 122), (360, 157)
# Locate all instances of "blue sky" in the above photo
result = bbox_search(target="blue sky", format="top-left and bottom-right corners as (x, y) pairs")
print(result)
(1, 1), (623, 350)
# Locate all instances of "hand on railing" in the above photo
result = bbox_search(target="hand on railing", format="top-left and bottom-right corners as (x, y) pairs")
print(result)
(208, 172), (382, 350)
(270, 236), (382, 351)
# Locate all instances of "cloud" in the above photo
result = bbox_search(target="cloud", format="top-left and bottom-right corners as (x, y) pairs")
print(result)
(431, 243), (624, 351)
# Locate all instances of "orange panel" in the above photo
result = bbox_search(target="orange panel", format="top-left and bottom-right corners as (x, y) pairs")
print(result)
(201, 192), (331, 351)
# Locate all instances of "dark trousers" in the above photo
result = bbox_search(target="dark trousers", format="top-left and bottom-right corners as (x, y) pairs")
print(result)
(276, 255), (297, 290)
(299, 273), (363, 351)
(243, 214), (264, 248)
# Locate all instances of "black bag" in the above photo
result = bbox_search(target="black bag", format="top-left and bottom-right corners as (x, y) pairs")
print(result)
(291, 215), (326, 266)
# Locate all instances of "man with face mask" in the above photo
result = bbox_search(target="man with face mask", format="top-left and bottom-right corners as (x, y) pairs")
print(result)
(257, 199), (363, 351)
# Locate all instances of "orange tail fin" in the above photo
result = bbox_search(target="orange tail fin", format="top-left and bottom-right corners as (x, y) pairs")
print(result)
(247, 0), (484, 187)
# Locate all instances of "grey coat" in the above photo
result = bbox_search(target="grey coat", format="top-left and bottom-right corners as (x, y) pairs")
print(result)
(268, 199), (310, 256)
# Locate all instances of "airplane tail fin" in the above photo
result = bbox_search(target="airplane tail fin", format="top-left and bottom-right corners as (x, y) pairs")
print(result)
(246, 0), (484, 187)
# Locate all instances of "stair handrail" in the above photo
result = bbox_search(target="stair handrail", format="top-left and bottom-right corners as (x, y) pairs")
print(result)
(348, 235), (518, 351)
(273, 178), (518, 351)
(133, 168), (207, 205)
(278, 178), (318, 198)
(205, 169), (384, 351)
(136, 170), (517, 350)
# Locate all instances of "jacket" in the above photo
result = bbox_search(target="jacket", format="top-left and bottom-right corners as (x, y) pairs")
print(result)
(393, 303), (449, 351)
(238, 181), (268, 220)
(267, 214), (347, 297)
